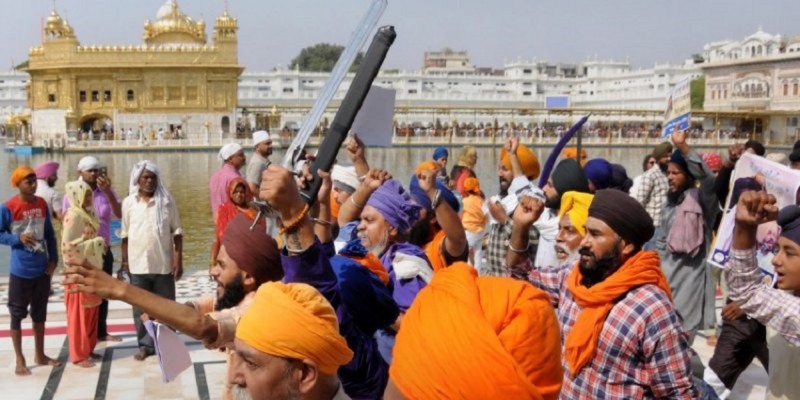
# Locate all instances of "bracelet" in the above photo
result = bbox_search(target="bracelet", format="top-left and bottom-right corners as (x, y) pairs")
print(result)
(279, 204), (311, 235)
(430, 189), (442, 209)
(508, 242), (530, 253)
(312, 218), (332, 226)
(349, 196), (364, 208)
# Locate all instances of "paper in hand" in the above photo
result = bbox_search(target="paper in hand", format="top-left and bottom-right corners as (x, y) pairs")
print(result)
(144, 320), (192, 383)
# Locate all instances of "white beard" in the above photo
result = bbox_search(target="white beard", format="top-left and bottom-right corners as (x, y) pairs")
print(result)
(358, 230), (388, 257)
(230, 385), (253, 400)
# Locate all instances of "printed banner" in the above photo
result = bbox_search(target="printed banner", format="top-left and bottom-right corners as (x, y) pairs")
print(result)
(662, 78), (691, 138)
(709, 153), (800, 285)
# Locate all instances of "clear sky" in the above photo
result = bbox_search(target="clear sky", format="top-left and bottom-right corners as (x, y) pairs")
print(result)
(1, 0), (799, 71)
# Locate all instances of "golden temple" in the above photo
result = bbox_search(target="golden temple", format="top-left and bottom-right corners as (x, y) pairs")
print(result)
(26, 0), (242, 144)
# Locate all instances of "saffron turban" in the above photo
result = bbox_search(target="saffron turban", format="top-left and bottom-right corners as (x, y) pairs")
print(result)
(559, 191), (594, 237)
(218, 143), (243, 162)
(463, 177), (480, 194)
(588, 189), (654, 248)
(562, 147), (588, 166)
(10, 165), (36, 187)
(432, 146), (448, 161)
(583, 159), (613, 190)
(34, 161), (59, 179)
(236, 282), (353, 375)
(391, 263), (563, 400)
(366, 179), (421, 235)
(652, 142), (673, 159)
(77, 156), (100, 172)
(221, 213), (283, 286)
(332, 165), (359, 194)
(778, 205), (800, 246)
(501, 144), (541, 179)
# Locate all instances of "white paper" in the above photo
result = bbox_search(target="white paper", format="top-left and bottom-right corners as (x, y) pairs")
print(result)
(351, 85), (396, 147)
(144, 320), (193, 383)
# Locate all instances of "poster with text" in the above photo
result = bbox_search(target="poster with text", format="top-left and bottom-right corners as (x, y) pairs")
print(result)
(709, 153), (800, 285)
(662, 78), (691, 138)
(351, 85), (396, 148)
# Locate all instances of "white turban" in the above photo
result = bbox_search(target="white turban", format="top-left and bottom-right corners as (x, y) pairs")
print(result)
(129, 160), (173, 235)
(252, 130), (271, 146)
(77, 156), (101, 172)
(332, 165), (359, 194)
(218, 143), (243, 162)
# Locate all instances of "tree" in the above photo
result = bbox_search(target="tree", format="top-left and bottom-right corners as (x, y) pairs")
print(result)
(690, 76), (705, 110)
(14, 60), (28, 70)
(290, 43), (363, 72)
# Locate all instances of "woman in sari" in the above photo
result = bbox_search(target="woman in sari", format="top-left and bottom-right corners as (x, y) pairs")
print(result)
(210, 177), (256, 264)
(61, 180), (105, 367)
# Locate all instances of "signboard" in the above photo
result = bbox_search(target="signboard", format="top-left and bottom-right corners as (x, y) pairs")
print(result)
(662, 78), (691, 138)
(708, 152), (800, 285)
(545, 95), (570, 109)
(351, 85), (396, 148)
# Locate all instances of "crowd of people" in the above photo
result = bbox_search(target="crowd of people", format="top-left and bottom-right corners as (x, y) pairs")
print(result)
(2, 126), (800, 399)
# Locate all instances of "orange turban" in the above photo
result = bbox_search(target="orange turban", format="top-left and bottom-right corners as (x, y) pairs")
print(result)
(558, 191), (594, 237)
(391, 263), (562, 400)
(501, 144), (540, 179)
(236, 282), (353, 375)
(415, 161), (438, 174)
(10, 165), (35, 187)
(463, 177), (480, 194)
(562, 147), (588, 166)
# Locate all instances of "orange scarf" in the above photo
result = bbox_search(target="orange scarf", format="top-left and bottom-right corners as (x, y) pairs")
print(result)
(564, 250), (671, 377)
(424, 230), (447, 272)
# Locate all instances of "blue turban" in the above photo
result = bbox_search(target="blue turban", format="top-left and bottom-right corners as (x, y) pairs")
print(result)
(433, 147), (448, 161)
(408, 175), (460, 213)
(366, 179), (421, 235)
(584, 158), (613, 190)
(778, 205), (800, 246)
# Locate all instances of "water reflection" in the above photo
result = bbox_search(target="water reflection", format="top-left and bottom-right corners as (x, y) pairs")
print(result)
(0, 144), (675, 274)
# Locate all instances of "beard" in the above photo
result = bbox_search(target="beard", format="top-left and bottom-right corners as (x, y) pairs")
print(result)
(47, 177), (57, 188)
(499, 177), (510, 197)
(555, 243), (580, 265)
(578, 242), (623, 287)
(408, 214), (433, 247)
(215, 274), (247, 311)
(230, 385), (253, 400)
(544, 193), (560, 210)
(658, 161), (669, 173)
(358, 230), (389, 257)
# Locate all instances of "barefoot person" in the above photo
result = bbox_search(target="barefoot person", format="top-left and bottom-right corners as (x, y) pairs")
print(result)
(61, 180), (105, 368)
(0, 166), (60, 375)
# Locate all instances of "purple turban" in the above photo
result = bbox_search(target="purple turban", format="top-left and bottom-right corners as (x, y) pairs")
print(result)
(584, 158), (613, 190)
(35, 161), (59, 179)
(366, 179), (421, 234)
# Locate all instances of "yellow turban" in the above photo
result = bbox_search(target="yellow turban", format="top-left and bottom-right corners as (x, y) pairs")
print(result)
(558, 191), (594, 237)
(391, 263), (562, 400)
(501, 144), (540, 179)
(10, 165), (35, 187)
(236, 282), (353, 375)
(415, 161), (438, 174)
(562, 147), (588, 166)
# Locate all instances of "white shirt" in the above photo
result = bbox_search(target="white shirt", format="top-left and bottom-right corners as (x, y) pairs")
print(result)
(120, 193), (182, 275)
(35, 179), (61, 217)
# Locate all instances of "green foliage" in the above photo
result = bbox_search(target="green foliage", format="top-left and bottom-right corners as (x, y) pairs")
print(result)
(14, 60), (28, 70)
(290, 43), (363, 72)
(690, 76), (705, 110)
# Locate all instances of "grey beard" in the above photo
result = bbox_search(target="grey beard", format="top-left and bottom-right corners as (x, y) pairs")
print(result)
(230, 385), (253, 400)
(358, 231), (388, 257)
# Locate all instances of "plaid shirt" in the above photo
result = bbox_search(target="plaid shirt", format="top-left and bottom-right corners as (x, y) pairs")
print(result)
(633, 167), (668, 228)
(479, 219), (539, 277)
(511, 260), (698, 399)
(727, 247), (800, 347)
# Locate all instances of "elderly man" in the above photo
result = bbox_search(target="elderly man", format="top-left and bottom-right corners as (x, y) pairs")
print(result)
(62, 156), (122, 342)
(653, 131), (719, 343)
(538, 157), (591, 268)
(386, 262), (562, 400)
(260, 164), (402, 398)
(506, 189), (698, 398)
(1, 166), (60, 375)
(726, 192), (800, 399)
(119, 160), (183, 361)
(632, 141), (672, 228)
(231, 282), (353, 400)
(210, 143), (246, 219)
(34, 161), (62, 221)
(64, 213), (283, 399)
(481, 137), (543, 277)
(246, 130), (273, 194)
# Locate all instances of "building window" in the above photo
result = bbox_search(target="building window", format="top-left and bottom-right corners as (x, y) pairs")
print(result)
(723, 90), (727, 99)
(91, 90), (99, 101)
(711, 91), (716, 100)
(186, 86), (198, 101)
(48, 94), (56, 103)
(103, 90), (111, 101)
(168, 86), (181, 101)
(785, 84), (789, 96)
(408, 89), (417, 94)
(522, 91), (532, 96)
(79, 91), (86, 102)
(794, 84), (799, 96)
(151, 87), (164, 102)
(126, 90), (135, 101)
(282, 87), (294, 93)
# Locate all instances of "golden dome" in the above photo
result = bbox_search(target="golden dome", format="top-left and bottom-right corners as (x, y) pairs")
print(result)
(44, 9), (76, 40)
(215, 9), (237, 27)
(144, 0), (206, 45)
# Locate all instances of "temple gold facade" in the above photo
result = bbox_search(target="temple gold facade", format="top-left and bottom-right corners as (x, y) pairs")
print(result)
(26, 0), (242, 144)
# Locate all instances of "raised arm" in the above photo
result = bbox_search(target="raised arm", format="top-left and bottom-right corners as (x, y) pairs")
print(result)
(337, 169), (391, 226)
(417, 167), (467, 259)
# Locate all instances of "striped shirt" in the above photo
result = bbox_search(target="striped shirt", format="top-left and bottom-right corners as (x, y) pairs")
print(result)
(633, 166), (668, 228)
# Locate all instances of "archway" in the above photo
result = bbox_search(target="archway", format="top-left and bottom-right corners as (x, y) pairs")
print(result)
(221, 116), (230, 135)
(79, 113), (113, 140)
